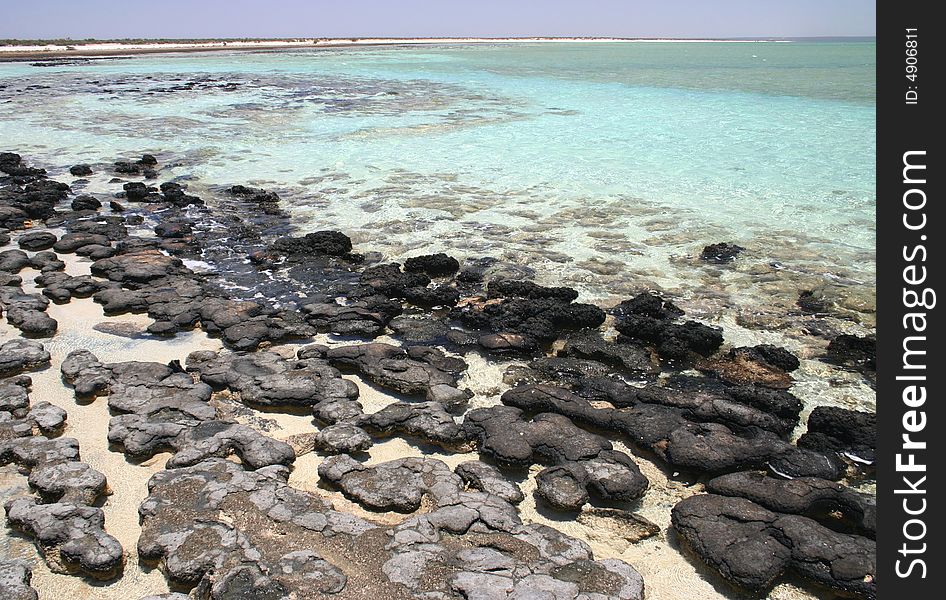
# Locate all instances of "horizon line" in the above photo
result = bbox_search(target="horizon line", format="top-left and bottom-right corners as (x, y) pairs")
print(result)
(0, 35), (877, 42)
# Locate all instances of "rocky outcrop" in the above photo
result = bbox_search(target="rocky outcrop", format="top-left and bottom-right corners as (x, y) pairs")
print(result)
(706, 471), (876, 537)
(672, 494), (875, 598)
(613, 292), (723, 362)
(139, 458), (645, 599)
(357, 401), (468, 449)
(62, 350), (295, 470)
(186, 349), (359, 408)
(462, 405), (648, 507)
(455, 461), (524, 505)
(315, 343), (471, 411)
(500, 383), (836, 478)
(798, 406), (876, 464)
(1, 365), (122, 580)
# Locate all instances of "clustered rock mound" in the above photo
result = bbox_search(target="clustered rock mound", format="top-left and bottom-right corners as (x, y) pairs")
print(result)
(0, 340), (123, 580)
(0, 151), (877, 599)
(138, 458), (645, 600)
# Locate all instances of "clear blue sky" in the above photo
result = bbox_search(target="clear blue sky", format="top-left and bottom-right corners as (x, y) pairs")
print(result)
(1, 0), (876, 39)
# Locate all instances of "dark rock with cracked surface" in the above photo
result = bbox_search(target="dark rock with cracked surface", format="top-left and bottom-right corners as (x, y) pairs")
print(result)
(613, 292), (723, 362)
(706, 471), (876, 537)
(323, 343), (471, 409)
(463, 406), (611, 467)
(108, 414), (295, 469)
(403, 253), (460, 277)
(357, 401), (468, 449)
(500, 383), (837, 479)
(672, 494), (875, 598)
(535, 451), (648, 511)
(557, 330), (660, 376)
(138, 458), (644, 599)
(798, 406), (876, 464)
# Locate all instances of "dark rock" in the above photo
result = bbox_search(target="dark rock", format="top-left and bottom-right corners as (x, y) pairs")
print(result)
(313, 423), (372, 454)
(69, 164), (93, 177)
(91, 249), (185, 282)
(558, 330), (660, 376)
(824, 334), (876, 374)
(358, 401), (467, 449)
(324, 343), (470, 408)
(186, 350), (359, 408)
(487, 280), (579, 302)
(672, 494), (874, 598)
(536, 465), (589, 510)
(0, 339), (51, 376)
(535, 451), (648, 511)
(153, 221), (193, 239)
(5, 498), (124, 579)
(0, 560), (38, 600)
(700, 242), (744, 264)
(70, 194), (102, 211)
(463, 406), (611, 466)
(706, 471), (876, 537)
(272, 230), (353, 256)
(28, 461), (107, 506)
(455, 296), (606, 344)
(798, 406), (876, 463)
(318, 455), (462, 512)
(302, 301), (392, 337)
(403, 253), (460, 276)
(138, 457), (644, 599)
(108, 415), (295, 469)
(122, 181), (157, 202)
(17, 231), (57, 251)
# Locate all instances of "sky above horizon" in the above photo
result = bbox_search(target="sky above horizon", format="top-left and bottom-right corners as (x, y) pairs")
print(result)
(2, 0), (876, 40)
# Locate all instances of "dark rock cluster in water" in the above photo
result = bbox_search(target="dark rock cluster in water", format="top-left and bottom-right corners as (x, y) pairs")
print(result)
(0, 151), (877, 599)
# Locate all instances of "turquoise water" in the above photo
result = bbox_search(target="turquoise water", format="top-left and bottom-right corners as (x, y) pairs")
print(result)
(0, 41), (876, 309)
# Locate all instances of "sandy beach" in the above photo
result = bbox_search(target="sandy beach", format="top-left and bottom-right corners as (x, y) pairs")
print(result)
(0, 36), (790, 61)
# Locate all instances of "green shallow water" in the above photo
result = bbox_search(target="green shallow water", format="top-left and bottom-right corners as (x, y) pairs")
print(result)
(0, 41), (876, 307)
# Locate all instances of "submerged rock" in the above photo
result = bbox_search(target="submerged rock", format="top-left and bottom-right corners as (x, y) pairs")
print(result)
(700, 242), (744, 264)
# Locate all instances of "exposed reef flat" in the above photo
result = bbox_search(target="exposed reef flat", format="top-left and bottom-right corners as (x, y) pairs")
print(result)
(0, 151), (876, 600)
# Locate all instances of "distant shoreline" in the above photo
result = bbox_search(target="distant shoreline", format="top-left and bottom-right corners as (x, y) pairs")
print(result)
(0, 37), (798, 61)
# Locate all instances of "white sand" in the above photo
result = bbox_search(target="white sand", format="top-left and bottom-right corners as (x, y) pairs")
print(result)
(0, 37), (789, 57)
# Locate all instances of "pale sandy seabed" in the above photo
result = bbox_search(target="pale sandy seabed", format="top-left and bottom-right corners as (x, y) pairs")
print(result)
(0, 245), (849, 600)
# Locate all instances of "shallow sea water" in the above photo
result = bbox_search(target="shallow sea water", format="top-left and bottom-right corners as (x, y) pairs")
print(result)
(0, 41), (875, 309)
